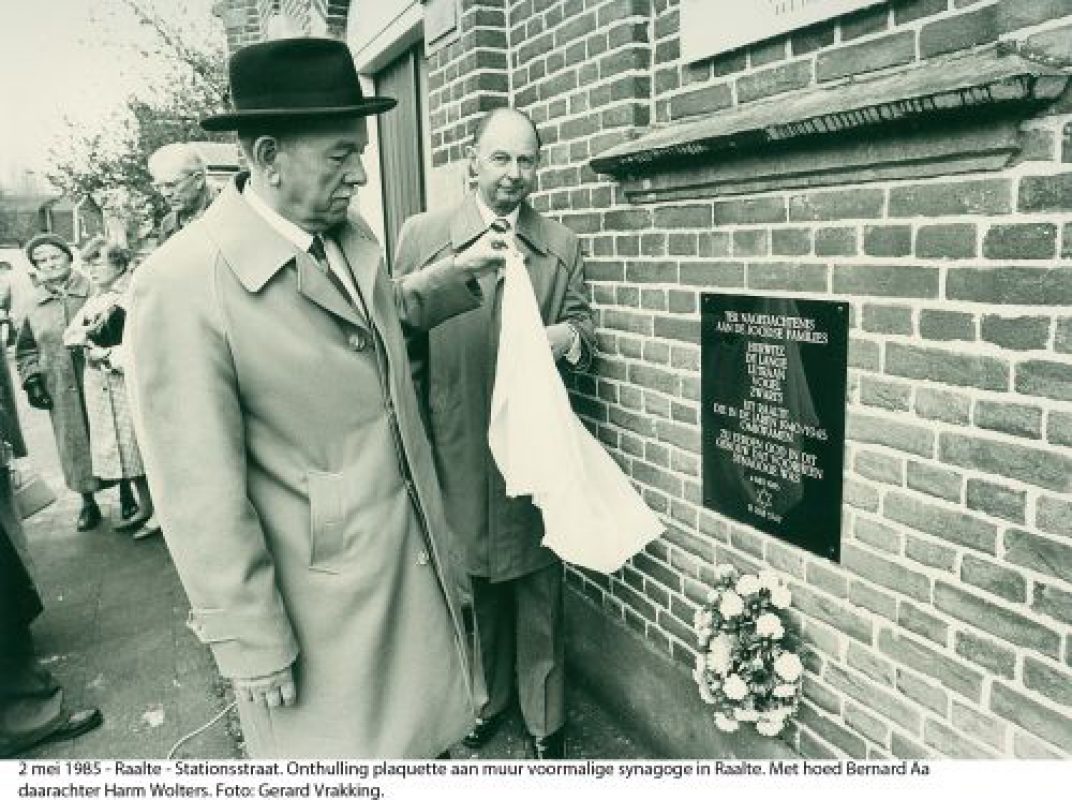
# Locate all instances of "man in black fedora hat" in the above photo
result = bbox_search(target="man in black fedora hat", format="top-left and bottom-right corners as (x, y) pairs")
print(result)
(127, 36), (505, 758)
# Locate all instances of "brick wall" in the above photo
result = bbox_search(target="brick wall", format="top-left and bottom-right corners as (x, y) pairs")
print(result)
(219, 0), (1072, 759)
(217, 0), (264, 51)
(216, 0), (350, 45)
(427, 1), (512, 168)
(427, 0), (1072, 759)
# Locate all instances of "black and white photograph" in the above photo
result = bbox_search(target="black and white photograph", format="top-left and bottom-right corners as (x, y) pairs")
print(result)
(1, 0), (1070, 790)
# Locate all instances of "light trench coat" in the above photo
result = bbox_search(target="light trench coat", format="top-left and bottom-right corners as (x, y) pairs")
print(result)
(127, 176), (478, 758)
(394, 195), (596, 582)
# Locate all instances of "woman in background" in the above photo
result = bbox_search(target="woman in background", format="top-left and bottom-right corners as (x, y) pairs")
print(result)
(16, 234), (102, 531)
(64, 238), (157, 538)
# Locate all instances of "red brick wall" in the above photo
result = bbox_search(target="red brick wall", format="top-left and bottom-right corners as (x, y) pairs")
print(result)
(427, 1), (512, 168)
(432, 0), (1072, 759)
(218, 0), (264, 50)
(222, 0), (1072, 758)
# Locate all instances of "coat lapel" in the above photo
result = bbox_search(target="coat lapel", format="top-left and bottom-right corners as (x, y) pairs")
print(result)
(448, 196), (499, 298)
(333, 221), (383, 325)
(295, 253), (369, 331)
(203, 176), (370, 332)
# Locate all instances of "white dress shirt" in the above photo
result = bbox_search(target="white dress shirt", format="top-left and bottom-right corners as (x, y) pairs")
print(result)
(243, 183), (367, 314)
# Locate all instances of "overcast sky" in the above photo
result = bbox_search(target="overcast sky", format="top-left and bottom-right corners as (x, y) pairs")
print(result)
(0, 0), (221, 187)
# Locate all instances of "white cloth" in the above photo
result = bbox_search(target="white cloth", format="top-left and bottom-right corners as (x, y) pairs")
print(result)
(488, 249), (663, 573)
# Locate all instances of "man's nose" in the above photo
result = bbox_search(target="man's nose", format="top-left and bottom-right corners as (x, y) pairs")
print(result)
(505, 159), (522, 179)
(344, 158), (367, 186)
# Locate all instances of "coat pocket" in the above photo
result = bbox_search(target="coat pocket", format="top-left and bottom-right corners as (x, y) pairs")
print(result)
(307, 470), (346, 573)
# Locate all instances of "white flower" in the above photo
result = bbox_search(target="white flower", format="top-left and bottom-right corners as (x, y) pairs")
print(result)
(714, 712), (739, 732)
(694, 607), (713, 628)
(755, 612), (785, 639)
(719, 591), (744, 618)
(769, 585), (792, 609)
(734, 708), (759, 722)
(723, 673), (749, 700)
(774, 652), (803, 682)
(714, 564), (737, 581)
(758, 570), (782, 591)
(736, 574), (761, 596)
(705, 634), (734, 675)
(773, 683), (798, 698)
(768, 705), (793, 721)
(755, 718), (784, 737)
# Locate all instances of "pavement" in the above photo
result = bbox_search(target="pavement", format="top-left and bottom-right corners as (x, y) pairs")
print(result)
(8, 351), (652, 761)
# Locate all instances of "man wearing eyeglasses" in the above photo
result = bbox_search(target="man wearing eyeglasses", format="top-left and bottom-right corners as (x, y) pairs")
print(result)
(148, 143), (218, 245)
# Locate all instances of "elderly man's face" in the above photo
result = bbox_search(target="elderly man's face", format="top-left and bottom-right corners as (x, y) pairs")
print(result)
(273, 116), (369, 233)
(152, 163), (206, 215)
(468, 112), (540, 216)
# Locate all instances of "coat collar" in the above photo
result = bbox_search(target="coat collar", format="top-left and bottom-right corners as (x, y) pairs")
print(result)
(33, 271), (90, 306)
(202, 174), (374, 332)
(449, 194), (549, 257)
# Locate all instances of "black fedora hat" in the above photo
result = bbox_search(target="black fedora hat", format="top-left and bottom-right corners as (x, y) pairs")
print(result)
(201, 37), (396, 131)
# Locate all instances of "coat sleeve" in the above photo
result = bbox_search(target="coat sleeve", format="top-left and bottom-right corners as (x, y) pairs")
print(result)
(556, 237), (596, 372)
(392, 216), (482, 334)
(127, 258), (299, 681)
(15, 318), (42, 387)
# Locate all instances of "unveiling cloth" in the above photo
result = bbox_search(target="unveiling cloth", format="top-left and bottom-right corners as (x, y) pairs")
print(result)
(488, 249), (663, 573)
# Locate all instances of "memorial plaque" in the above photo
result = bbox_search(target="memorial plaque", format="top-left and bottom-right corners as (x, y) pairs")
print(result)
(701, 294), (849, 561)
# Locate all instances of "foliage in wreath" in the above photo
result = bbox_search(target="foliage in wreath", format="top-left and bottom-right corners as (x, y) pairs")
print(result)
(692, 564), (803, 737)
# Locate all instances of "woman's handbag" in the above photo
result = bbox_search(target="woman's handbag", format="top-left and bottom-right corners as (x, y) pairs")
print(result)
(10, 459), (57, 520)
(86, 305), (126, 348)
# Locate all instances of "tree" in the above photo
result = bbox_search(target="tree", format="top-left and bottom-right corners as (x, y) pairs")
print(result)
(45, 0), (230, 243)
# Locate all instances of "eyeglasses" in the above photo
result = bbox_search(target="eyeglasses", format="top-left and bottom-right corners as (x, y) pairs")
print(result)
(153, 171), (199, 193)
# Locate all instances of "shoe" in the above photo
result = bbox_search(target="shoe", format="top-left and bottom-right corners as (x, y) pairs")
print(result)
(133, 516), (161, 541)
(529, 729), (565, 759)
(76, 503), (102, 532)
(114, 509), (152, 534)
(0, 708), (103, 757)
(461, 712), (505, 749)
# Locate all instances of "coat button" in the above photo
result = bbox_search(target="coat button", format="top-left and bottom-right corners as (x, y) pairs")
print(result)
(416, 550), (430, 566)
(348, 332), (367, 351)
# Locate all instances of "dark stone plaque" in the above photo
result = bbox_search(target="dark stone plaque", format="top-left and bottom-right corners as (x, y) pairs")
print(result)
(701, 293), (849, 562)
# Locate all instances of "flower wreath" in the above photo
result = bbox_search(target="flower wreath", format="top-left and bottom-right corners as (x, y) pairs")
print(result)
(692, 564), (803, 736)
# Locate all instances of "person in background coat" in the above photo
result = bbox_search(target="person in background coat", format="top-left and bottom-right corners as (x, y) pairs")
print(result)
(1, 345), (103, 757)
(128, 37), (504, 758)
(147, 143), (217, 245)
(16, 234), (102, 531)
(64, 238), (158, 539)
(0, 261), (14, 340)
(393, 106), (596, 759)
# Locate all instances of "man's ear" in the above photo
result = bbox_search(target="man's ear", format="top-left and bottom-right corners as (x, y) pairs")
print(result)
(465, 145), (478, 180)
(251, 136), (282, 171)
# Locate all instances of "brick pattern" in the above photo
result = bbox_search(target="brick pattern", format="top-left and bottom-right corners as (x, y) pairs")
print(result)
(498, 0), (1072, 759)
(230, 0), (1072, 759)
(218, 0), (264, 51)
(427, 1), (511, 167)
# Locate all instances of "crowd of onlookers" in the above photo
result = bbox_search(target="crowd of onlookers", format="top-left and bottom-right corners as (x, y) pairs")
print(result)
(0, 143), (218, 757)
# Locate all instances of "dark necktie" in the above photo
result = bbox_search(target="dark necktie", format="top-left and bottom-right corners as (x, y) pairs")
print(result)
(309, 235), (370, 320)
(309, 235), (351, 302)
